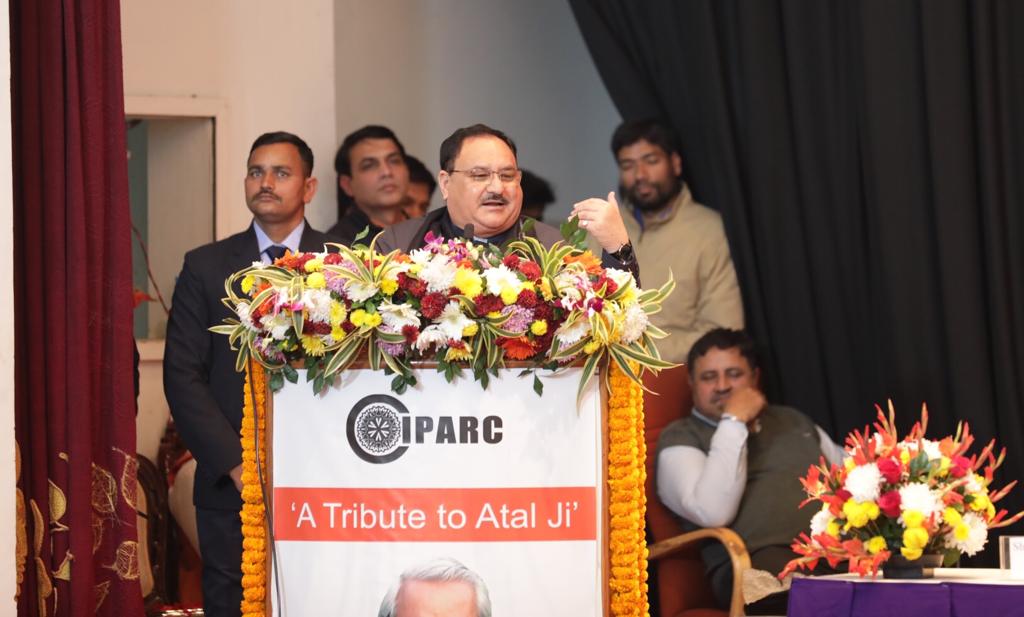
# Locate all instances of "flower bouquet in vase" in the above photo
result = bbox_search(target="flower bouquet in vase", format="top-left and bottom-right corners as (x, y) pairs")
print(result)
(782, 402), (1023, 579)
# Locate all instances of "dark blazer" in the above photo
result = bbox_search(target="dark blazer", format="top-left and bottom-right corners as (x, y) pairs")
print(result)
(163, 222), (335, 510)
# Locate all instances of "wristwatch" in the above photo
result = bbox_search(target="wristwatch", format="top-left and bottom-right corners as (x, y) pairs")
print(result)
(610, 241), (636, 265)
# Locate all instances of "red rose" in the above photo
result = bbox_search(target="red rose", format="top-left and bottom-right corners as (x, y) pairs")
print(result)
(420, 292), (448, 320)
(951, 456), (971, 478)
(877, 457), (903, 484)
(502, 254), (521, 269)
(518, 260), (542, 281)
(878, 490), (901, 518)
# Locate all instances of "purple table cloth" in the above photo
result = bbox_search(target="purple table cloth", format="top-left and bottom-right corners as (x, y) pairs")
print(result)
(788, 574), (1024, 617)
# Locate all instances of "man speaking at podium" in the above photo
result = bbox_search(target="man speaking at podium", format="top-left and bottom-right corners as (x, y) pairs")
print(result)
(163, 132), (336, 617)
(376, 124), (639, 281)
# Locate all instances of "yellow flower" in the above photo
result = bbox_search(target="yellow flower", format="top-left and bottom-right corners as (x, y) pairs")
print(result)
(445, 346), (472, 362)
(844, 457), (856, 471)
(866, 536), (887, 555)
(462, 322), (479, 337)
(380, 278), (399, 296)
(538, 278), (554, 300)
(301, 335), (326, 356)
(969, 493), (991, 512)
(843, 499), (874, 528)
(364, 312), (383, 328)
(826, 521), (841, 538)
(521, 281), (535, 292)
(500, 286), (519, 305)
(583, 341), (600, 355)
(954, 521), (970, 541)
(900, 448), (911, 465)
(943, 507), (962, 526)
(486, 311), (502, 320)
(902, 509), (925, 528)
(350, 309), (368, 328)
(330, 302), (347, 326)
(241, 274), (256, 294)
(902, 526), (929, 550)
(306, 272), (326, 289)
(619, 286), (637, 304)
(901, 546), (923, 560)
(454, 268), (483, 299)
(530, 320), (548, 336)
(409, 263), (422, 275)
(304, 258), (323, 272)
(938, 456), (951, 476)
(331, 326), (346, 341)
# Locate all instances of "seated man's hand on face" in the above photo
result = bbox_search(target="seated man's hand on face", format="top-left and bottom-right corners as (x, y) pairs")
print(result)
(570, 191), (630, 252)
(722, 386), (766, 425)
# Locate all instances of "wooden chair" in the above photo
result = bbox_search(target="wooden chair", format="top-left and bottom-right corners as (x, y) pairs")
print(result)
(643, 366), (751, 617)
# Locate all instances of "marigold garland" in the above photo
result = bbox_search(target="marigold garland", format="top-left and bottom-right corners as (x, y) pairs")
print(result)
(607, 363), (649, 616)
(238, 361), (649, 616)
(240, 362), (268, 617)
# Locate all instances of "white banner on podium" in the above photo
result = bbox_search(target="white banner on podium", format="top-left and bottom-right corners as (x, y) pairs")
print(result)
(269, 366), (605, 616)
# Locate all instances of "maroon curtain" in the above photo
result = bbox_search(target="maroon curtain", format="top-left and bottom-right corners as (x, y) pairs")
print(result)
(11, 0), (144, 615)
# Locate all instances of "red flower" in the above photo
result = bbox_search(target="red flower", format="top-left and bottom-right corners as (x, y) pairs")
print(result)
(951, 456), (971, 478)
(401, 324), (419, 344)
(518, 260), (542, 281)
(475, 294), (504, 315)
(877, 457), (902, 484)
(532, 302), (554, 321)
(342, 321), (356, 334)
(398, 272), (426, 298)
(302, 320), (332, 335)
(499, 336), (538, 360)
(323, 253), (342, 265)
(502, 254), (521, 269)
(878, 490), (901, 518)
(516, 289), (538, 308)
(420, 292), (448, 320)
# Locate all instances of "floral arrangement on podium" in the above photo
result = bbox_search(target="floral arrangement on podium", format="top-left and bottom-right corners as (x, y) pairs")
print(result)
(217, 222), (673, 617)
(781, 402), (1024, 578)
(213, 221), (675, 400)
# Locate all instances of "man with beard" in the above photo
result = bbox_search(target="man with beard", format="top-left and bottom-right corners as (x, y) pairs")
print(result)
(377, 123), (638, 281)
(656, 328), (844, 614)
(596, 119), (744, 362)
(329, 125), (411, 244)
(164, 132), (335, 617)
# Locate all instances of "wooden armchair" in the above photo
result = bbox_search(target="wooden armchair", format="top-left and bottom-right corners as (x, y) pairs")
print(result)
(643, 366), (751, 617)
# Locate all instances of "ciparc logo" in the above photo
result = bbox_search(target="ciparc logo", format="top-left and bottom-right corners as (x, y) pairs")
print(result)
(346, 394), (502, 464)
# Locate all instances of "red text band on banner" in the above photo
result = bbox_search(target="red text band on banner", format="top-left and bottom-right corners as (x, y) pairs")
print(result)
(274, 487), (597, 542)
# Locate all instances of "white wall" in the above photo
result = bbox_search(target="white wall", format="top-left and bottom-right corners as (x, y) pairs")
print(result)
(334, 0), (622, 222)
(120, 0), (338, 236)
(0, 0), (15, 612)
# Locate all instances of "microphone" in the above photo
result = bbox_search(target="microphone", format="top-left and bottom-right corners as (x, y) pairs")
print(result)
(463, 223), (475, 241)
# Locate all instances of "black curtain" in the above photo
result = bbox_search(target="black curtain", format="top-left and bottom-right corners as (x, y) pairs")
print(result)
(571, 0), (1024, 554)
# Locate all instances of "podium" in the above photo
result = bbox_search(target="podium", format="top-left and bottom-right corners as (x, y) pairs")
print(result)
(238, 362), (648, 617)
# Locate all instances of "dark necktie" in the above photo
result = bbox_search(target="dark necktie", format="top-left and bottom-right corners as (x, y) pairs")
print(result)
(264, 245), (288, 262)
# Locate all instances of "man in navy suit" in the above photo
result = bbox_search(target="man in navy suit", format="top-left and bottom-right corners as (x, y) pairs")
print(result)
(163, 132), (335, 616)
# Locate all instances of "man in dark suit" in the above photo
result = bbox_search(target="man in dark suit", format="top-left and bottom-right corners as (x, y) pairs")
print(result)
(163, 131), (335, 617)
(328, 125), (410, 244)
(376, 123), (639, 281)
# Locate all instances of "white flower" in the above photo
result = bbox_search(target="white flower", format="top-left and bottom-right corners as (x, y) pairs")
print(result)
(237, 302), (256, 331)
(408, 248), (433, 266)
(844, 463), (882, 502)
(414, 326), (448, 352)
(345, 279), (379, 303)
(619, 303), (649, 345)
(898, 482), (942, 519)
(379, 301), (420, 331)
(435, 301), (473, 340)
(809, 505), (834, 547)
(302, 288), (333, 323)
(944, 511), (988, 556)
(483, 264), (522, 296)
(965, 473), (985, 494)
(263, 312), (292, 340)
(555, 318), (591, 346)
(606, 267), (635, 291)
(921, 439), (942, 461)
(420, 254), (458, 293)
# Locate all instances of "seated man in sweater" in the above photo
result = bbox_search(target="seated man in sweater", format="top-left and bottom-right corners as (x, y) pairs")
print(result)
(656, 328), (845, 613)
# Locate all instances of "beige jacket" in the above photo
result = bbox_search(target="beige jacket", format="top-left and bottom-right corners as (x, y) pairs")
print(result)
(599, 185), (744, 363)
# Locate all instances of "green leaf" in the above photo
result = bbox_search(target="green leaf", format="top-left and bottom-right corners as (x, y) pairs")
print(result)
(391, 374), (408, 395)
(533, 374), (544, 396)
(576, 352), (602, 405)
(942, 548), (961, 567)
(313, 373), (325, 394)
(269, 371), (284, 392)
(518, 368), (533, 378)
(282, 364), (299, 384)
(353, 225), (370, 244)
